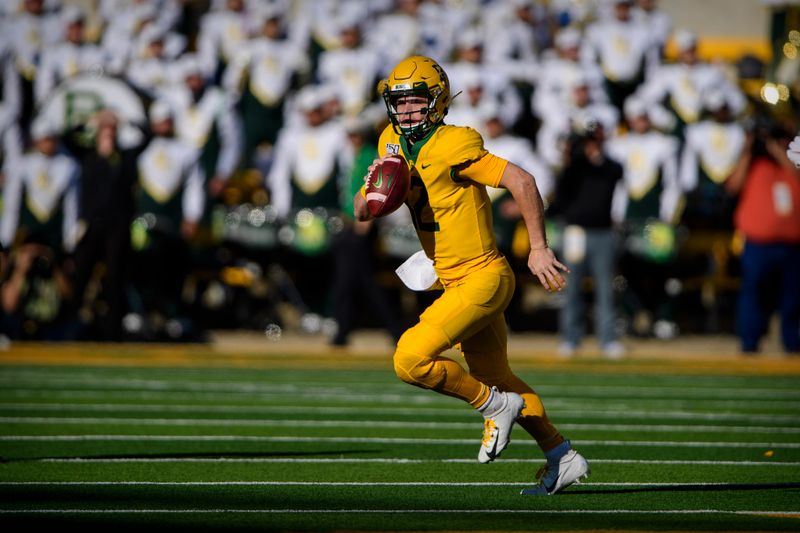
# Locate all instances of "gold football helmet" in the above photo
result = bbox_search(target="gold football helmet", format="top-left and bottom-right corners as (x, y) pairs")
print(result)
(379, 56), (451, 139)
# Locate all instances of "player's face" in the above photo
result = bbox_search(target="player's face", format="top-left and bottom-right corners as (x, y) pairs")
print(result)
(395, 95), (428, 129)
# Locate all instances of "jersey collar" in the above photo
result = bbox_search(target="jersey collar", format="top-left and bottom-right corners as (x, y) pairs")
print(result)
(400, 123), (442, 165)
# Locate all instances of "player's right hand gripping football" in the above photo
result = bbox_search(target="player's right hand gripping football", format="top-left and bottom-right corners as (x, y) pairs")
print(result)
(353, 157), (390, 221)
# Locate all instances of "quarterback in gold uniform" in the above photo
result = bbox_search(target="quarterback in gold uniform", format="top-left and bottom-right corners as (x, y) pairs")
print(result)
(354, 56), (590, 495)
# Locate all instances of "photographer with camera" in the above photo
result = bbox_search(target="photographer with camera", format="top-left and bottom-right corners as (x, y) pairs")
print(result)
(549, 114), (625, 358)
(1, 240), (73, 340)
(726, 120), (800, 354)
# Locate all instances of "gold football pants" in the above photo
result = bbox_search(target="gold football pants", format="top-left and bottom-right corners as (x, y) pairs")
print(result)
(393, 257), (562, 448)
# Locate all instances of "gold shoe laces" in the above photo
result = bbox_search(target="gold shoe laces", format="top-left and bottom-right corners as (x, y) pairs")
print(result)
(481, 419), (497, 448)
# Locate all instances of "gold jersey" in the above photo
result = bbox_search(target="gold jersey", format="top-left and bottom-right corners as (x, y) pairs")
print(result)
(377, 123), (509, 284)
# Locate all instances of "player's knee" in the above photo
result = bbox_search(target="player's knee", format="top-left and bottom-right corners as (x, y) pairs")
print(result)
(393, 348), (445, 389)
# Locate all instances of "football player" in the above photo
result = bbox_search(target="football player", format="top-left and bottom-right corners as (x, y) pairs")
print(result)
(353, 56), (590, 495)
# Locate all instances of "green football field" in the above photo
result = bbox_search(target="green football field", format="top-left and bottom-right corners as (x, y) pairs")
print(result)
(1, 342), (799, 532)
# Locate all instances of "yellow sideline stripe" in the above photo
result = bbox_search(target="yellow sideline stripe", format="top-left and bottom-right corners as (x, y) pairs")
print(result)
(664, 36), (772, 63)
(2, 342), (800, 376)
(382, 528), (797, 533)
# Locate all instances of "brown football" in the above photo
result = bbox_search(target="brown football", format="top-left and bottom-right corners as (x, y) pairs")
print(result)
(365, 155), (411, 218)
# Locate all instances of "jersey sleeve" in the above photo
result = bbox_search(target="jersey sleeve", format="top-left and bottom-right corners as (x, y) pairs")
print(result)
(458, 153), (509, 188)
(442, 126), (488, 168)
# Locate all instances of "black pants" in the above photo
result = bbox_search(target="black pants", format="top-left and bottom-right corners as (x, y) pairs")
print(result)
(131, 231), (190, 320)
(331, 225), (404, 345)
(69, 221), (131, 341)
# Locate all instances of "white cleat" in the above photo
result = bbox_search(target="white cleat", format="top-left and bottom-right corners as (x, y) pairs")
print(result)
(478, 390), (524, 464)
(520, 449), (590, 495)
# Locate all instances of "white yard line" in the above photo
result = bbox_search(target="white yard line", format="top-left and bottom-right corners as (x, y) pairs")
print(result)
(2, 402), (798, 423)
(1, 369), (783, 387)
(0, 508), (797, 515)
(5, 389), (799, 410)
(3, 434), (800, 448)
(1, 481), (797, 486)
(2, 416), (798, 434)
(23, 458), (799, 465)
(1, 377), (798, 399)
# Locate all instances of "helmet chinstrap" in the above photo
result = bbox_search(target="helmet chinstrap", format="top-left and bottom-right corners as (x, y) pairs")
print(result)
(383, 89), (442, 140)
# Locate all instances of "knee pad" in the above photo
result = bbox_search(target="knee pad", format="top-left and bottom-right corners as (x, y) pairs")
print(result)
(393, 322), (451, 389)
(393, 348), (446, 389)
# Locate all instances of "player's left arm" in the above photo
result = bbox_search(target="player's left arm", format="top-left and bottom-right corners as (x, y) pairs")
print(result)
(458, 150), (568, 291)
(499, 161), (569, 292)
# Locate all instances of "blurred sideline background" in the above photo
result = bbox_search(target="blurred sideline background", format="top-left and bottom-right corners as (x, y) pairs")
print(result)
(0, 0), (798, 355)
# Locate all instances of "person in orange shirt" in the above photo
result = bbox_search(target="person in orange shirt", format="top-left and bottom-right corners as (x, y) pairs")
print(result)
(727, 123), (800, 353)
(353, 56), (589, 495)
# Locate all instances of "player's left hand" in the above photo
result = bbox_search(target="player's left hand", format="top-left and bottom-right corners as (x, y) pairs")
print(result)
(528, 247), (569, 292)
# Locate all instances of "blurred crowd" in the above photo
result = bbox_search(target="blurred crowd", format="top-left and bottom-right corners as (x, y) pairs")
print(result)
(0, 0), (798, 352)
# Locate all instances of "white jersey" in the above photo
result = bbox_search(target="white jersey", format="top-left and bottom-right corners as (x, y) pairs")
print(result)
(416, 1), (460, 61)
(137, 137), (205, 223)
(7, 11), (63, 79)
(0, 106), (23, 169)
(637, 62), (746, 125)
(126, 56), (184, 98)
(35, 43), (109, 105)
(479, 7), (539, 85)
(300, 0), (382, 50)
(482, 7), (539, 65)
(533, 56), (607, 120)
(267, 119), (350, 218)
(584, 17), (658, 82)
(632, 5), (672, 49)
(197, 9), (252, 76)
(0, 151), (79, 251)
(537, 102), (620, 169)
(0, 47), (22, 120)
(101, 2), (183, 75)
(445, 62), (523, 129)
(223, 37), (308, 106)
(100, 0), (182, 36)
(484, 134), (554, 200)
(365, 12), (420, 77)
(162, 85), (242, 178)
(607, 130), (681, 223)
(317, 46), (382, 116)
(680, 120), (746, 190)
(446, 101), (493, 136)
